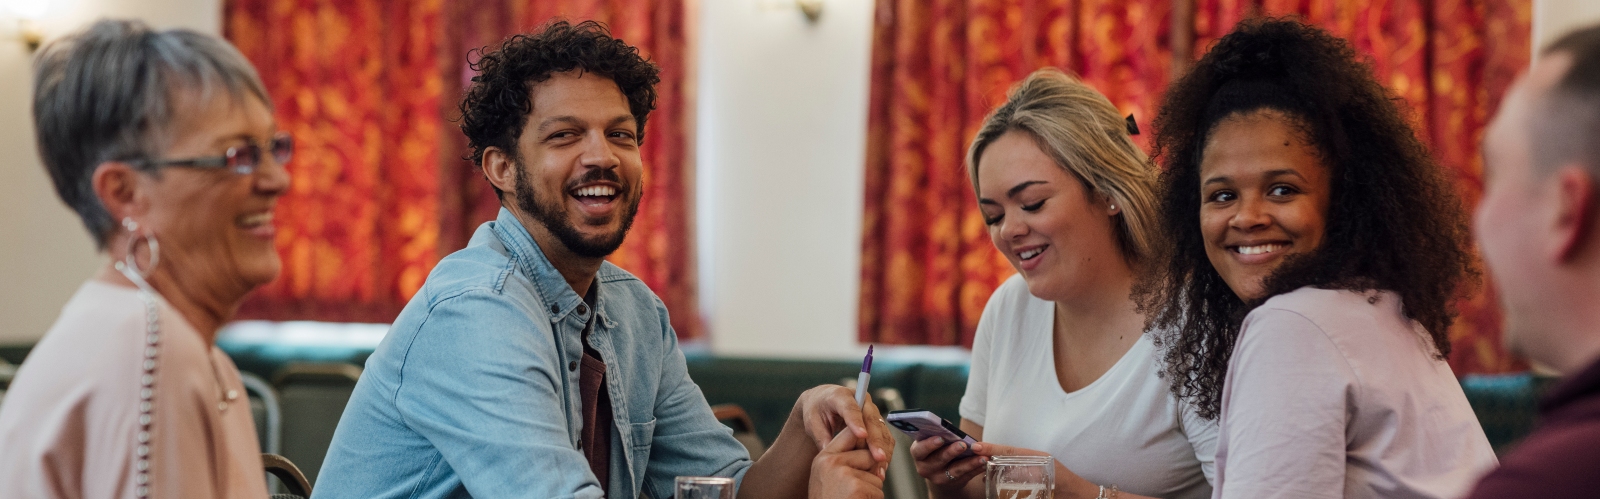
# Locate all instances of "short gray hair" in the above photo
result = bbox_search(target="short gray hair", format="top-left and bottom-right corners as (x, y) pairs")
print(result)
(966, 68), (1159, 263)
(32, 18), (271, 248)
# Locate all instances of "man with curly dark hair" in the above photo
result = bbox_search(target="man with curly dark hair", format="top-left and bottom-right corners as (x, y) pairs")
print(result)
(1137, 18), (1496, 498)
(1465, 23), (1600, 499)
(316, 21), (890, 499)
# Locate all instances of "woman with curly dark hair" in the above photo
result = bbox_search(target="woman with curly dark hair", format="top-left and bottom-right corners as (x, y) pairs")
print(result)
(1138, 18), (1497, 498)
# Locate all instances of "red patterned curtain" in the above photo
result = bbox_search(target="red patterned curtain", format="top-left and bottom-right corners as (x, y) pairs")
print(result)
(861, 0), (1531, 374)
(226, 0), (700, 338)
(226, 0), (446, 323)
(861, 0), (1175, 347)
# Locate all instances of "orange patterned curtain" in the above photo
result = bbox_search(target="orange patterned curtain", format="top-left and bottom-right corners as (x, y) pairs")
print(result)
(862, 0), (1531, 374)
(861, 0), (1174, 347)
(226, 0), (446, 323)
(226, 0), (700, 338)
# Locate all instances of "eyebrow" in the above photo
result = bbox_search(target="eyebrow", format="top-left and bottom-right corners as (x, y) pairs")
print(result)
(977, 180), (1048, 204)
(1201, 168), (1307, 187)
(209, 132), (264, 149)
(537, 114), (637, 133)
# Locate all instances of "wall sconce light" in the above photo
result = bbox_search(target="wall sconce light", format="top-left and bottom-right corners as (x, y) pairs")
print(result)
(797, 0), (822, 23)
(6, 0), (51, 51)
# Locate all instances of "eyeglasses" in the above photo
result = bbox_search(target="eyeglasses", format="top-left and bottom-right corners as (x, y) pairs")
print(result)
(134, 132), (293, 175)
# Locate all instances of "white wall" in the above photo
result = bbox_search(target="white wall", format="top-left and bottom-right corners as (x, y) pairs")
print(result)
(696, 0), (875, 359)
(0, 0), (220, 345)
(1535, 0), (1600, 52)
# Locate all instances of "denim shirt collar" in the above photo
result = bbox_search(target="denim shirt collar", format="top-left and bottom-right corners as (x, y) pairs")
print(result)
(488, 207), (612, 327)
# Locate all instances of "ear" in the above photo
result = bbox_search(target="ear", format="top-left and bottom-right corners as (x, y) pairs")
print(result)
(91, 161), (147, 223)
(1550, 166), (1596, 263)
(482, 146), (519, 195)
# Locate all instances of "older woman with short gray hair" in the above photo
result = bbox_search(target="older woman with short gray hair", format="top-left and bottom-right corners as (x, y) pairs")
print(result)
(0, 19), (290, 498)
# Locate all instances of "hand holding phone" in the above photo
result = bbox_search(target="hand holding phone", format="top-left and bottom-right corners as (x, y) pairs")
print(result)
(886, 409), (978, 459)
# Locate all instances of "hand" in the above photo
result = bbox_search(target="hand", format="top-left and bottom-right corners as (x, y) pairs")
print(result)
(795, 385), (894, 477)
(909, 436), (986, 492)
(969, 442), (1050, 459)
(973, 443), (1102, 499)
(809, 428), (884, 499)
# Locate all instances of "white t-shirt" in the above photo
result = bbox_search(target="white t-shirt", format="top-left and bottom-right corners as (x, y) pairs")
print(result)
(961, 274), (1217, 499)
(1213, 287), (1497, 499)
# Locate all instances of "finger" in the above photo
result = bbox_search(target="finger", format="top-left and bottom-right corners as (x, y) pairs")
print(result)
(805, 413), (835, 450)
(953, 462), (986, 484)
(824, 425), (861, 454)
(829, 466), (885, 498)
(971, 442), (1029, 457)
(826, 448), (881, 472)
(826, 387), (870, 439)
(949, 455), (987, 477)
(862, 401), (893, 462)
(909, 436), (947, 460)
(940, 440), (973, 461)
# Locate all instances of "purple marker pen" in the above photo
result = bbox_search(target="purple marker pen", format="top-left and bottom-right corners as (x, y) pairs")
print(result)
(854, 345), (874, 407)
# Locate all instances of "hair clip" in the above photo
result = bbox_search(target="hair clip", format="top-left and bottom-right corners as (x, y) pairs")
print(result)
(1125, 114), (1140, 135)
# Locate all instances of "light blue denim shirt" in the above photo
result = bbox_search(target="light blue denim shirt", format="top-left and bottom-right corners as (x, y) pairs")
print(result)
(314, 208), (751, 498)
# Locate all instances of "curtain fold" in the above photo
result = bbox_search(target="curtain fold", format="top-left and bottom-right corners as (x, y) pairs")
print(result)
(861, 0), (1530, 374)
(226, 0), (699, 338)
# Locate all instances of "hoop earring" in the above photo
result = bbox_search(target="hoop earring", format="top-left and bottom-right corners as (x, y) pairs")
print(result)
(115, 217), (160, 282)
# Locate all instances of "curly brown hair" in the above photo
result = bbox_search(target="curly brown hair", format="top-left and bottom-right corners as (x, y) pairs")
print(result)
(1136, 18), (1479, 420)
(458, 20), (660, 198)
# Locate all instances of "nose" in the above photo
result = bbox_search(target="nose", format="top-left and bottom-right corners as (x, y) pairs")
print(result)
(1229, 195), (1270, 231)
(579, 131), (621, 171)
(253, 152), (291, 196)
(999, 211), (1030, 241)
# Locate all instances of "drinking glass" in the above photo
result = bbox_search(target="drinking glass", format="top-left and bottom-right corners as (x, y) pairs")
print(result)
(675, 476), (735, 499)
(985, 455), (1055, 499)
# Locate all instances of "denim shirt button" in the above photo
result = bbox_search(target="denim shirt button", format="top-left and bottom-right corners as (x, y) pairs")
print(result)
(550, 304), (559, 315)
(568, 361), (577, 372)
(577, 304), (588, 315)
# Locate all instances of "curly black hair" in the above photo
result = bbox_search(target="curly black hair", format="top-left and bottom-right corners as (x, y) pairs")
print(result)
(458, 20), (660, 197)
(1136, 18), (1479, 420)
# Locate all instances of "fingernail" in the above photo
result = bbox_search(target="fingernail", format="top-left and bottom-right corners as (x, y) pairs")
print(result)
(931, 437), (945, 445)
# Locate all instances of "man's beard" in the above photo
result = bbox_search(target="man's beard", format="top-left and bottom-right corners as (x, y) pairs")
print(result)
(514, 163), (640, 259)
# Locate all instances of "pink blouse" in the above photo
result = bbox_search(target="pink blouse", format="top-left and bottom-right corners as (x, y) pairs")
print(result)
(0, 280), (266, 498)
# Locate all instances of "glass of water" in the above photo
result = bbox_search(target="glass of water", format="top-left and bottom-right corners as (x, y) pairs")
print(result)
(985, 455), (1055, 499)
(675, 476), (735, 499)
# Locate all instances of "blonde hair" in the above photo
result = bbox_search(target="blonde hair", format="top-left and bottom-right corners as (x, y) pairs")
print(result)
(966, 68), (1159, 262)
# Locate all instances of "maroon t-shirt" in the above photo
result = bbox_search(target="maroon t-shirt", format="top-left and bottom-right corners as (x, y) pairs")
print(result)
(1463, 356), (1600, 498)
(578, 316), (612, 495)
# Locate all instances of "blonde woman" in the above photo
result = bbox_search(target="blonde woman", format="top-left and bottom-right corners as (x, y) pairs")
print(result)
(909, 69), (1216, 499)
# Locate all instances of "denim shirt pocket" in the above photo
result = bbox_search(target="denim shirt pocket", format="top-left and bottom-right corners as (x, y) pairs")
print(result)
(627, 419), (656, 482)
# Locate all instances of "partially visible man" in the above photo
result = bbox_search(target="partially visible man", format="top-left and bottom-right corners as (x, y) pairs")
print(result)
(314, 21), (890, 499)
(1466, 23), (1600, 499)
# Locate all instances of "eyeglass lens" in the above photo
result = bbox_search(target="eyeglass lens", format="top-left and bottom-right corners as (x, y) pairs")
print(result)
(225, 133), (294, 173)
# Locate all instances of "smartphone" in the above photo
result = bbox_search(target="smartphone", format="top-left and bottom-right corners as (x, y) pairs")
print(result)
(886, 409), (979, 460)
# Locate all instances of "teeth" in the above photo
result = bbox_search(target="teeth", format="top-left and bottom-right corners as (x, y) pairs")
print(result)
(573, 186), (617, 197)
(1236, 244), (1282, 255)
(1019, 248), (1043, 260)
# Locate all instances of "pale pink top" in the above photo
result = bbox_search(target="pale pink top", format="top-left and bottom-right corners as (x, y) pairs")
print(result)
(1212, 287), (1497, 499)
(0, 280), (267, 498)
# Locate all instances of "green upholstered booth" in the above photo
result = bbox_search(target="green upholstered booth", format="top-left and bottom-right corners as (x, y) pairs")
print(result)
(0, 325), (1561, 461)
